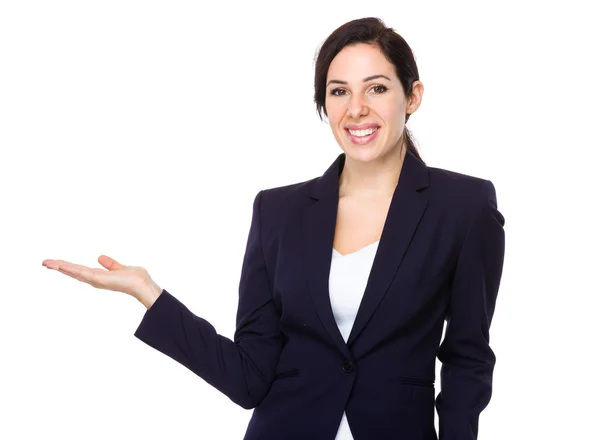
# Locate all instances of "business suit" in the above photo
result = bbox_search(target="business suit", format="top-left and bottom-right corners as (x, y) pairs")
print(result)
(134, 148), (506, 440)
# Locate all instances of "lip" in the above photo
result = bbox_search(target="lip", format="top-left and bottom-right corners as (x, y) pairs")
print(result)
(345, 123), (380, 130)
(345, 126), (380, 145)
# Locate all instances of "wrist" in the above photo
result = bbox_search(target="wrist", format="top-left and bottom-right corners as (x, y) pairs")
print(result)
(137, 281), (163, 310)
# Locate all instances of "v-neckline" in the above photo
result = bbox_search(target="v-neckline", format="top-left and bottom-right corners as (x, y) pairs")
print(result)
(332, 240), (380, 257)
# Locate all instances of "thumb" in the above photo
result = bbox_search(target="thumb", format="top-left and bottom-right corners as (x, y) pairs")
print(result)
(98, 255), (126, 271)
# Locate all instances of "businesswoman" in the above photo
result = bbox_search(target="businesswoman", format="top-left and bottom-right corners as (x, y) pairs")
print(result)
(42, 17), (505, 440)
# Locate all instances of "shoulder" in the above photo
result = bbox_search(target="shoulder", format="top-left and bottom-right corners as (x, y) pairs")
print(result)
(252, 161), (501, 227)
(250, 176), (318, 233)
(426, 164), (502, 229)
(428, 164), (497, 203)
(424, 163), (501, 233)
(257, 176), (317, 212)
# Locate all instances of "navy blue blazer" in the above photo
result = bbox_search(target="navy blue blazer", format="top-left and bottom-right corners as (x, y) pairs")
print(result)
(134, 149), (505, 440)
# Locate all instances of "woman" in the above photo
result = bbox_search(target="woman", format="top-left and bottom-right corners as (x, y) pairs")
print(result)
(42, 17), (505, 440)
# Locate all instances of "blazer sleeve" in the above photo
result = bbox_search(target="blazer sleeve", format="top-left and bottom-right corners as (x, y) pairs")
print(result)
(435, 180), (506, 440)
(133, 190), (284, 409)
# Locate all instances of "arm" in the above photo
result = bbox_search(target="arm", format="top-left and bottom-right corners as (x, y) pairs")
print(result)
(435, 180), (506, 439)
(133, 190), (283, 409)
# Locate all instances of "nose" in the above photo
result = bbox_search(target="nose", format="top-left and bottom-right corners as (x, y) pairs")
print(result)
(346, 94), (369, 119)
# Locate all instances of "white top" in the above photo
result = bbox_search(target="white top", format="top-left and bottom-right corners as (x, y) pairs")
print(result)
(329, 240), (380, 440)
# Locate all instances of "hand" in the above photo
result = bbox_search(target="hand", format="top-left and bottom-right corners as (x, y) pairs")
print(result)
(42, 255), (162, 306)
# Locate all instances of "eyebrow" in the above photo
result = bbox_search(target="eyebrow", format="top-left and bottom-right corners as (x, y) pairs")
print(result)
(326, 74), (391, 88)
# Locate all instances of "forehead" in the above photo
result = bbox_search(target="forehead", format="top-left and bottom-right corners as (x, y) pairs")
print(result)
(327, 43), (396, 81)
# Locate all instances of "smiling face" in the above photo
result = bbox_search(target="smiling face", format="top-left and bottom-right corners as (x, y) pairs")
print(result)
(325, 43), (422, 163)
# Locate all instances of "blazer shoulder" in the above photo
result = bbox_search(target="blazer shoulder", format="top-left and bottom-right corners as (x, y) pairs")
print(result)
(254, 175), (318, 229)
(260, 171), (322, 204)
(428, 165), (493, 191)
(427, 165), (499, 219)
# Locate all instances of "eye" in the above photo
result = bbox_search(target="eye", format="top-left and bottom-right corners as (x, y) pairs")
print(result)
(329, 84), (388, 96)
(330, 88), (347, 96)
(371, 84), (388, 94)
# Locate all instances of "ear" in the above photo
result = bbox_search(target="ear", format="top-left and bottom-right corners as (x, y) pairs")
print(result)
(407, 81), (424, 114)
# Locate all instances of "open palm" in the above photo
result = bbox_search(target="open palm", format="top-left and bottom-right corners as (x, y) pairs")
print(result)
(42, 255), (158, 300)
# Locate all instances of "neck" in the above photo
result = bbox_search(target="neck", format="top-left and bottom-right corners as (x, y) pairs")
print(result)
(338, 144), (407, 199)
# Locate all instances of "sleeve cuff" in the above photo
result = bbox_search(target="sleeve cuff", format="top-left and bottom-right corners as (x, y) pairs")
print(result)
(133, 289), (182, 344)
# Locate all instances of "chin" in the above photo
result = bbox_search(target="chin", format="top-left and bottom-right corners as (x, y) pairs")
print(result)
(343, 147), (385, 163)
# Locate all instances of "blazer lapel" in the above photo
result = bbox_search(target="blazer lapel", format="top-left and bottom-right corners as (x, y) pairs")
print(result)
(346, 150), (429, 346)
(300, 153), (349, 356)
(301, 149), (430, 354)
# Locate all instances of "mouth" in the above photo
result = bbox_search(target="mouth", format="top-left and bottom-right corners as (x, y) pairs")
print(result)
(345, 126), (380, 145)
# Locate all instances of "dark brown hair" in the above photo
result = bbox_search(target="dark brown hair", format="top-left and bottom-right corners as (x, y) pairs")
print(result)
(313, 17), (424, 163)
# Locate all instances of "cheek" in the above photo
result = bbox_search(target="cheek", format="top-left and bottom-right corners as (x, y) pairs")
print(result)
(377, 104), (405, 128)
(325, 101), (345, 124)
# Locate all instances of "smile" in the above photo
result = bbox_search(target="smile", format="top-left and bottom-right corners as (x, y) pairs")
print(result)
(345, 127), (380, 144)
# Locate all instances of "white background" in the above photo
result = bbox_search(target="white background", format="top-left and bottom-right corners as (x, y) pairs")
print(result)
(1, 1), (598, 438)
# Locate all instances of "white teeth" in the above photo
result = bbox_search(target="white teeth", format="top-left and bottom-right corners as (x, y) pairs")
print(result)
(348, 127), (378, 136)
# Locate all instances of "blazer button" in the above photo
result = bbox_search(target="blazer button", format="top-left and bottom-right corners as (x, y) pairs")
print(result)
(342, 360), (354, 373)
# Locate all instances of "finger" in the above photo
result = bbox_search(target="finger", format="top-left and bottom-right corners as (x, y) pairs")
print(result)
(44, 259), (118, 288)
(98, 255), (125, 271)
(44, 260), (98, 284)
(54, 260), (90, 272)
(57, 264), (98, 286)
(43, 259), (76, 270)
